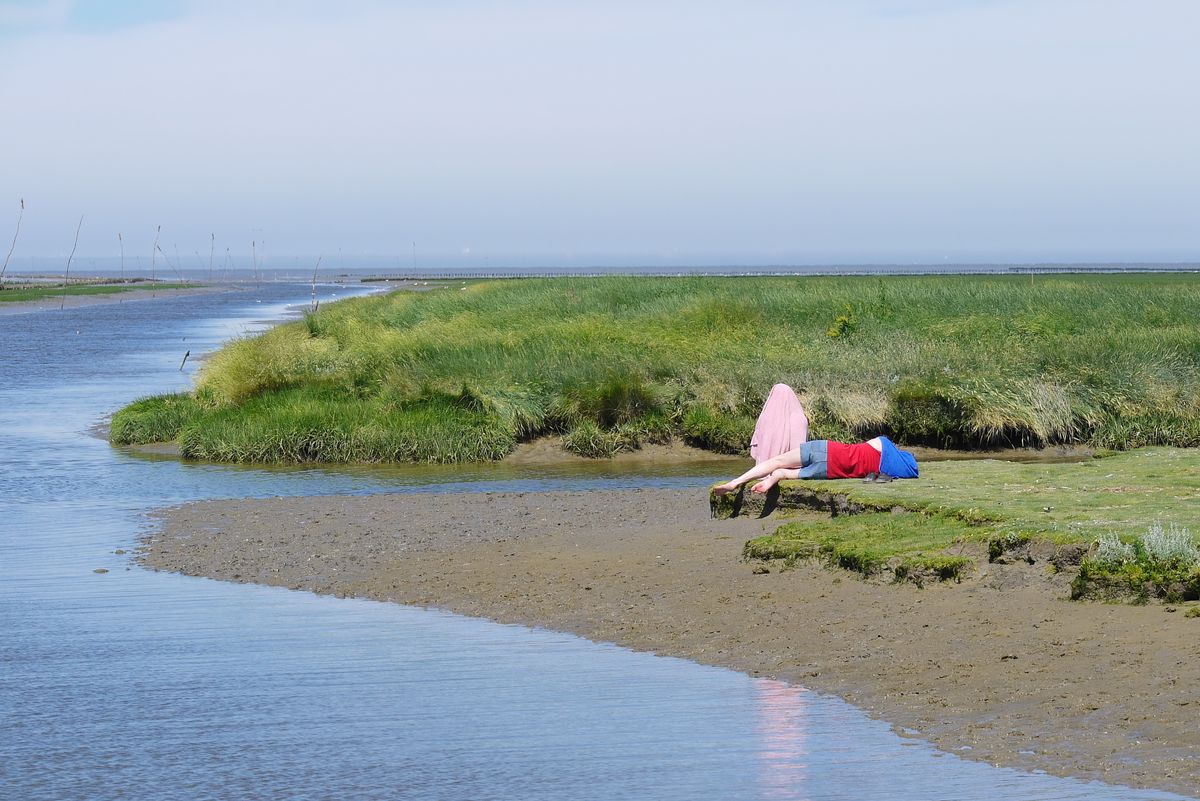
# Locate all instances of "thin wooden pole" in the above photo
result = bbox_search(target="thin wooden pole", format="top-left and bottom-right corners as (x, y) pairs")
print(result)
(151, 225), (161, 298)
(60, 214), (84, 310)
(0, 198), (24, 287)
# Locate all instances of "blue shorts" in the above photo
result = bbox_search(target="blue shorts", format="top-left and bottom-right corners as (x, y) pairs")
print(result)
(799, 440), (828, 480)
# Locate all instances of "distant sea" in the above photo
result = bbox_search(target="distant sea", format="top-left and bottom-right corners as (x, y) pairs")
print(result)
(6, 258), (1199, 283)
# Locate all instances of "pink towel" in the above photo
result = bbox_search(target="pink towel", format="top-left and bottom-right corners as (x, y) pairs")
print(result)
(750, 384), (808, 464)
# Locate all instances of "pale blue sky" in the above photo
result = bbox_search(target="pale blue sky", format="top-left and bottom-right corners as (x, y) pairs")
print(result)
(1, 0), (1197, 267)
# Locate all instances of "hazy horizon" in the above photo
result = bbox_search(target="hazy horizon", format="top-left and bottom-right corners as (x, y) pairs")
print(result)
(2, 0), (1197, 267)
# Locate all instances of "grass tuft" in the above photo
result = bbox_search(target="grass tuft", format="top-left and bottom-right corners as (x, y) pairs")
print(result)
(110, 393), (203, 444)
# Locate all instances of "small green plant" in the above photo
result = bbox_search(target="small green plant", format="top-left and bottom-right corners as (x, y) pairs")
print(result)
(563, 420), (626, 458)
(826, 303), (858, 338)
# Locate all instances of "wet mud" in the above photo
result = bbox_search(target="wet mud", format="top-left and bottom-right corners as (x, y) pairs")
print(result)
(141, 488), (1200, 796)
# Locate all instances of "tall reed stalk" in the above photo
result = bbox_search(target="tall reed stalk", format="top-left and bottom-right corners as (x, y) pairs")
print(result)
(310, 255), (322, 312)
(59, 215), (84, 310)
(0, 198), (24, 287)
(152, 242), (186, 285)
(151, 225), (161, 298)
(118, 232), (125, 302)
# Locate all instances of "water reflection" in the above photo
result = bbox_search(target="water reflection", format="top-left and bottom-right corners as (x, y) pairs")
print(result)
(756, 679), (811, 801)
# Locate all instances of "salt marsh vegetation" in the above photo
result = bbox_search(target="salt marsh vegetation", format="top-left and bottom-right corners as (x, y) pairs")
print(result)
(111, 273), (1200, 462)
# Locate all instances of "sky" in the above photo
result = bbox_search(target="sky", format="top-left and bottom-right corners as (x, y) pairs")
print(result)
(0, 0), (1197, 268)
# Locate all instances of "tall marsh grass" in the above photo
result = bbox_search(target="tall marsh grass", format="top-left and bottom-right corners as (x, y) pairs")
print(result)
(111, 274), (1200, 462)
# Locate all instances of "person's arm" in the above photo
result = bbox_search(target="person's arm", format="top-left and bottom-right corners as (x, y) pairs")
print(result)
(713, 449), (802, 495)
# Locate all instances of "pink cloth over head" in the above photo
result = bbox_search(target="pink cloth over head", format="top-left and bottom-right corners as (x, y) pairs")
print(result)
(750, 384), (809, 464)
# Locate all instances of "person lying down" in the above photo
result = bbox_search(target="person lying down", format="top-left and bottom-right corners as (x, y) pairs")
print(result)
(716, 384), (920, 495)
(714, 436), (920, 496)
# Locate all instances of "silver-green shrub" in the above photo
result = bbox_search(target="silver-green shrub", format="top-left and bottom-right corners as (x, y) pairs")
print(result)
(1141, 521), (1199, 565)
(1094, 532), (1135, 566)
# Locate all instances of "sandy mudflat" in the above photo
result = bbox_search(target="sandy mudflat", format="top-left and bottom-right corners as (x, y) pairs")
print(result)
(143, 489), (1200, 796)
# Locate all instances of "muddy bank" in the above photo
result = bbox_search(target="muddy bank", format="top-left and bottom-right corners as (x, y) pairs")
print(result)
(141, 488), (1200, 796)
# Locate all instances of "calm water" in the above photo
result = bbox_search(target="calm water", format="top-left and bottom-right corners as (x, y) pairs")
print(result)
(0, 285), (1189, 801)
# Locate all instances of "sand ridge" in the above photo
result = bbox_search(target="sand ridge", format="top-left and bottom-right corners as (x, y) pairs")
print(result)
(142, 488), (1200, 796)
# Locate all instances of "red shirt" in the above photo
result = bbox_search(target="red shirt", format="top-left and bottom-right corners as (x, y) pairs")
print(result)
(827, 441), (882, 478)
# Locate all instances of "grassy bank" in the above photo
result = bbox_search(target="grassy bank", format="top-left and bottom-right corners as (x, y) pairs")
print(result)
(725, 448), (1200, 601)
(110, 274), (1200, 462)
(0, 281), (193, 303)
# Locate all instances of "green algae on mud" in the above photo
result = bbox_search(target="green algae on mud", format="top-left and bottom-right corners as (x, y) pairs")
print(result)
(0, 280), (194, 303)
(111, 274), (1200, 463)
(742, 514), (975, 586)
(722, 449), (1200, 600)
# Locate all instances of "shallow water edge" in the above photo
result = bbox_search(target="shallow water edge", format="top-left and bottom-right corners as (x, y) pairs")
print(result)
(143, 488), (1200, 798)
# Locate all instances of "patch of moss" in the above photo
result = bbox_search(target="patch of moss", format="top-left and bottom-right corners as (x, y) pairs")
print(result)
(895, 555), (973, 585)
(743, 513), (979, 584)
(725, 450), (1200, 604)
(1070, 559), (1200, 604)
(709, 486), (742, 520)
(742, 533), (823, 562)
(746, 451), (1198, 548)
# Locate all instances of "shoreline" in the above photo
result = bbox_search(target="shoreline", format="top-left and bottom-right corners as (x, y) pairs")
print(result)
(0, 283), (235, 315)
(141, 488), (1200, 797)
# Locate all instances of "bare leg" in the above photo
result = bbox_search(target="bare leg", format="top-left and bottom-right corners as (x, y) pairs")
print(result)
(713, 448), (803, 495)
(751, 467), (800, 494)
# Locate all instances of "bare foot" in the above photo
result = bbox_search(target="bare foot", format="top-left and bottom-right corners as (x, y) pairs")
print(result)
(712, 482), (739, 496)
(751, 475), (780, 494)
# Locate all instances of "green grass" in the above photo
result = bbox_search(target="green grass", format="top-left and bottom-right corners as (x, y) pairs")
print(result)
(110, 393), (205, 445)
(176, 388), (515, 463)
(727, 449), (1200, 597)
(744, 514), (975, 585)
(110, 273), (1200, 463)
(0, 282), (193, 303)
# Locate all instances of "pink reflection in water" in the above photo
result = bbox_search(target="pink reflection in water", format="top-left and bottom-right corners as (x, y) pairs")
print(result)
(756, 678), (811, 800)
